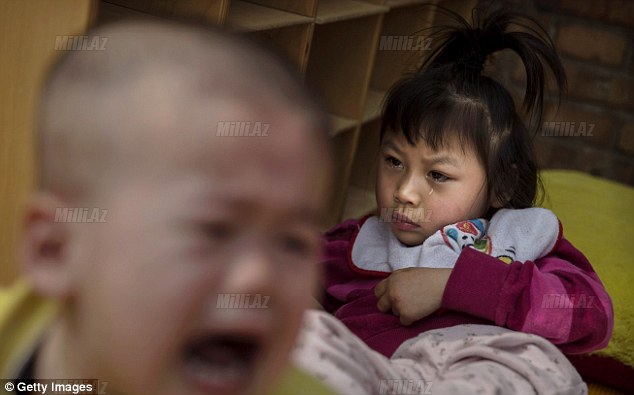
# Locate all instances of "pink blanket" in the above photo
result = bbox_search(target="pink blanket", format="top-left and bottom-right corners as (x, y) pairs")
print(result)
(293, 310), (587, 395)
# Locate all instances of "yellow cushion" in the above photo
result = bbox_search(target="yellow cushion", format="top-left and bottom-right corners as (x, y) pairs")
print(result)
(540, 170), (634, 368)
(271, 365), (336, 395)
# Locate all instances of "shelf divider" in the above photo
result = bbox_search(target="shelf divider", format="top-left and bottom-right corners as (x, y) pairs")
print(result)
(227, 1), (313, 31)
(316, 0), (388, 24)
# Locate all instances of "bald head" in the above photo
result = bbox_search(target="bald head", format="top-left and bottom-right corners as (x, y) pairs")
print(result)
(37, 19), (328, 203)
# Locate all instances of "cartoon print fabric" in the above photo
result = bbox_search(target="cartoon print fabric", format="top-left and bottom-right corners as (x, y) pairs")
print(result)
(351, 208), (561, 272)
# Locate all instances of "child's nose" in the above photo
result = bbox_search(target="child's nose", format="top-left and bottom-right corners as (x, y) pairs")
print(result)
(221, 241), (276, 295)
(394, 173), (424, 206)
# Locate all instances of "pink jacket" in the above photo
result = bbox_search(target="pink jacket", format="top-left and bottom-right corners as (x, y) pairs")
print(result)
(320, 216), (614, 357)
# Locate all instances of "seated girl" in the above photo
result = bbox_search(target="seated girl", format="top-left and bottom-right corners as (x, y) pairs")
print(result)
(293, 7), (613, 394)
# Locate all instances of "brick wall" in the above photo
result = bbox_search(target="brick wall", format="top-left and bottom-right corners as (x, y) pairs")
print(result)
(480, 0), (634, 185)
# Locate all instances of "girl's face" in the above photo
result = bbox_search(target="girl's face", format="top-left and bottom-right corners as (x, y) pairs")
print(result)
(376, 130), (494, 246)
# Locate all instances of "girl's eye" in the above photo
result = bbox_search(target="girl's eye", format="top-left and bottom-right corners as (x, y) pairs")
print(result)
(385, 156), (403, 169)
(429, 171), (449, 183)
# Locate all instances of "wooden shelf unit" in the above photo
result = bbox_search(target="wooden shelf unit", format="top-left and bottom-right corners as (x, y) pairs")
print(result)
(0, 0), (480, 284)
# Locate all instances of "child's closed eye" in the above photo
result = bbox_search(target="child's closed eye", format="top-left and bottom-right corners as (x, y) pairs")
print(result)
(198, 221), (319, 260)
(202, 221), (235, 242)
(278, 230), (320, 259)
(281, 235), (311, 255)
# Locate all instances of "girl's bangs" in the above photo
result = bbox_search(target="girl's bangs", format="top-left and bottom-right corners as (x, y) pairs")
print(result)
(385, 91), (490, 160)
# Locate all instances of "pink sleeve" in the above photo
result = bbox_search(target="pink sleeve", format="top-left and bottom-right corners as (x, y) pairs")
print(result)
(441, 237), (614, 354)
(318, 218), (362, 313)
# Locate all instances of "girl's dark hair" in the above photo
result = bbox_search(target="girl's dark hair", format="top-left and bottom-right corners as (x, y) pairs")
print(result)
(380, 6), (566, 210)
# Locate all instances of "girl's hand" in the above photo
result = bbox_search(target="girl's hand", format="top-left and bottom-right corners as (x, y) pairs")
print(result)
(374, 267), (452, 325)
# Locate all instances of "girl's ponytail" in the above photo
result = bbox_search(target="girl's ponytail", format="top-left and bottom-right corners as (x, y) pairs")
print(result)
(421, 7), (567, 133)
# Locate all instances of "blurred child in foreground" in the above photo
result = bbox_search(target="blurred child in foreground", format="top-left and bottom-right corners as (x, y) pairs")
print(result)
(0, 19), (334, 395)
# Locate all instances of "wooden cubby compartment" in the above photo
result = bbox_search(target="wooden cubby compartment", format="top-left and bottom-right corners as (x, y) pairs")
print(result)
(306, 14), (383, 122)
(342, 118), (382, 220)
(304, 2), (386, 226)
(248, 24), (314, 74)
(370, 2), (438, 92)
(226, 1), (314, 73)
(327, 125), (361, 226)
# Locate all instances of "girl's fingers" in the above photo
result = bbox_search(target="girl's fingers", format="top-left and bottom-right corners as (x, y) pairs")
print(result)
(400, 315), (413, 326)
(374, 279), (387, 298)
(376, 293), (391, 313)
(391, 304), (400, 318)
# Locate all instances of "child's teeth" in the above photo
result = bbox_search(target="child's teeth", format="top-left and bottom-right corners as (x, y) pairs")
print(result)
(189, 351), (248, 385)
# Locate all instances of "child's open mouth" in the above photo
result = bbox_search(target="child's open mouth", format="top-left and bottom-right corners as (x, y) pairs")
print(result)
(182, 333), (262, 393)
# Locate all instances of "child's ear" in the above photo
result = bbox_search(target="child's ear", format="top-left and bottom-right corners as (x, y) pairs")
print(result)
(19, 192), (74, 299)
